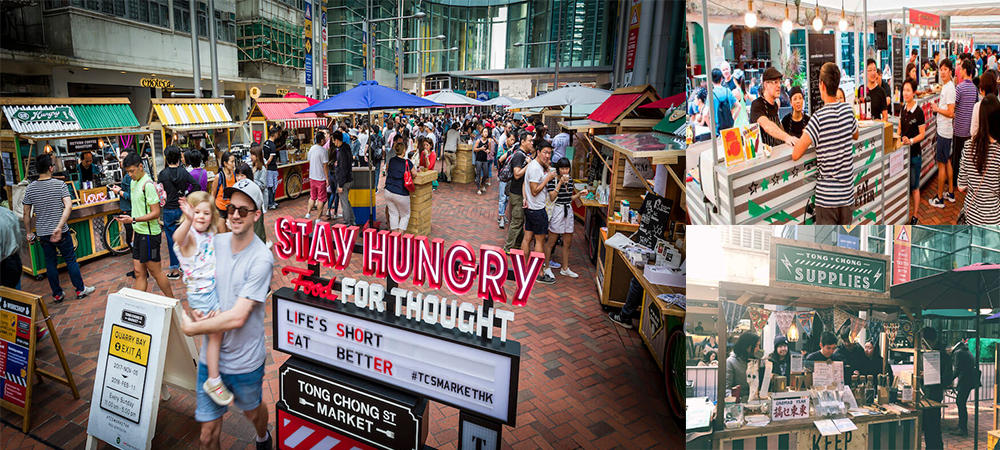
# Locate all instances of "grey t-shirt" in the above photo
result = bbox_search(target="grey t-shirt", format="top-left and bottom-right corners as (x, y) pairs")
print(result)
(199, 232), (274, 374)
(23, 178), (70, 236)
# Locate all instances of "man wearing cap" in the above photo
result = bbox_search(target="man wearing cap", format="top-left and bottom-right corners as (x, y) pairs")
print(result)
(781, 86), (810, 138)
(751, 67), (799, 148)
(181, 178), (275, 450)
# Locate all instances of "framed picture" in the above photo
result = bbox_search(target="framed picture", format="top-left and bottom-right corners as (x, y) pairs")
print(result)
(65, 180), (79, 204)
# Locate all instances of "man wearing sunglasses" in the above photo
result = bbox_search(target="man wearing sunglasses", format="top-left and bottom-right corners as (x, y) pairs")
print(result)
(180, 178), (275, 450)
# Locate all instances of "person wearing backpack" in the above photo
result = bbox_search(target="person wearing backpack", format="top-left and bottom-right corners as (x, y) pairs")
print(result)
(120, 151), (174, 298)
(368, 124), (386, 190)
(158, 145), (201, 280)
(496, 133), (517, 229)
(711, 68), (738, 134)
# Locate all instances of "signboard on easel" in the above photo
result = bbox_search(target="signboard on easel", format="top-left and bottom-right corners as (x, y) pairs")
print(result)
(86, 288), (199, 450)
(1, 287), (79, 433)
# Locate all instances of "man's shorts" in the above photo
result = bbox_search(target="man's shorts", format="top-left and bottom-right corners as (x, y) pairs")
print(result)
(523, 208), (549, 235)
(266, 170), (279, 188)
(195, 362), (264, 422)
(132, 233), (161, 263)
(309, 179), (327, 202)
(548, 204), (574, 234)
(935, 135), (952, 163)
(910, 155), (922, 192)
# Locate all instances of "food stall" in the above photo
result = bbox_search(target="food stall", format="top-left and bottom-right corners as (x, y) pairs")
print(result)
(686, 120), (909, 225)
(687, 238), (937, 450)
(1, 97), (150, 278)
(147, 98), (244, 174)
(246, 97), (329, 200)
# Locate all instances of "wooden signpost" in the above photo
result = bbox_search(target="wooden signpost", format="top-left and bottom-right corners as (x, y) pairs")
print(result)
(0, 287), (79, 433)
(86, 288), (199, 450)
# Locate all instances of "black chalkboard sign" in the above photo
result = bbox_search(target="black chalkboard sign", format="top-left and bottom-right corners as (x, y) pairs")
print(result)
(893, 37), (904, 100)
(807, 33), (837, 114)
(632, 192), (673, 250)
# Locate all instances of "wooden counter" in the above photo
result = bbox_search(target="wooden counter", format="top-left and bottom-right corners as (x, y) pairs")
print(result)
(406, 169), (437, 236)
(21, 192), (124, 278)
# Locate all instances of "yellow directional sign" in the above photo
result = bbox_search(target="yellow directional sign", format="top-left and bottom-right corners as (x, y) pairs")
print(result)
(109, 324), (151, 366)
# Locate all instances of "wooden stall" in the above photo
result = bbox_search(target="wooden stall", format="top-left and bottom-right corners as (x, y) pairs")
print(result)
(147, 98), (244, 174)
(0, 97), (150, 277)
(247, 97), (329, 201)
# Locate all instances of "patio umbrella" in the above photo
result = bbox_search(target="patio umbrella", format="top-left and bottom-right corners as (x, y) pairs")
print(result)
(296, 81), (442, 226)
(891, 262), (1000, 450)
(482, 95), (521, 107)
(283, 92), (321, 106)
(423, 90), (485, 107)
(507, 83), (612, 117)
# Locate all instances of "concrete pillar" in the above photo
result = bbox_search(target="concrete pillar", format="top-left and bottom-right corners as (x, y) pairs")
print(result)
(647, 0), (667, 94)
(613, 0), (630, 88)
(631, 0), (656, 85)
(50, 68), (70, 97)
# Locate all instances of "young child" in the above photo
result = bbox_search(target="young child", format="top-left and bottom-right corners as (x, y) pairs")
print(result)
(173, 191), (232, 406)
(235, 163), (267, 243)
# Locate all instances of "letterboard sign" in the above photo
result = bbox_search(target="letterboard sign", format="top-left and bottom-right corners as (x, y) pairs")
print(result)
(631, 192), (673, 250)
(67, 138), (100, 152)
(771, 240), (888, 294)
(274, 289), (521, 424)
(807, 33), (837, 114)
(279, 358), (426, 450)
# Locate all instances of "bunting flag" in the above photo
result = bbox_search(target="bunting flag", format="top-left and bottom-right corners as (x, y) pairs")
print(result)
(849, 317), (867, 343)
(833, 308), (853, 336)
(899, 320), (916, 347)
(774, 311), (795, 336)
(724, 301), (750, 332)
(817, 308), (835, 335)
(866, 317), (884, 343)
(884, 322), (900, 348)
(795, 311), (815, 335)
(748, 308), (772, 336)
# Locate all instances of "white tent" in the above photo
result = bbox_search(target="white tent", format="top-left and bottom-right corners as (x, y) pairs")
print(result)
(482, 95), (522, 106)
(507, 83), (612, 117)
(422, 90), (485, 107)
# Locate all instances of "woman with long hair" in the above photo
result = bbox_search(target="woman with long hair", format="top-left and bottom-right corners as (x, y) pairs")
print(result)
(474, 130), (491, 195)
(213, 151), (236, 232)
(383, 142), (418, 233)
(726, 331), (759, 402)
(957, 94), (1000, 224)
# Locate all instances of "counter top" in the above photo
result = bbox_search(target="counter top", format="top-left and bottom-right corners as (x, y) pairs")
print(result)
(706, 407), (921, 441)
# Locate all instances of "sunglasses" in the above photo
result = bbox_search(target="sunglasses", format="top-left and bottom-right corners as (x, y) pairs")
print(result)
(226, 204), (257, 218)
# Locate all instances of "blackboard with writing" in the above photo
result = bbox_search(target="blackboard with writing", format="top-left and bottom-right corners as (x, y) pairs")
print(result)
(807, 33), (837, 114)
(893, 37), (904, 100)
(632, 192), (673, 250)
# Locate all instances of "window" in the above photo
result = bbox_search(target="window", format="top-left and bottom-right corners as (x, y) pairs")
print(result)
(45, 0), (169, 28)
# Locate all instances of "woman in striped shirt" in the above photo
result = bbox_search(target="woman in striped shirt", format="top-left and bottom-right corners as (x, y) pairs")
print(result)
(958, 94), (1000, 225)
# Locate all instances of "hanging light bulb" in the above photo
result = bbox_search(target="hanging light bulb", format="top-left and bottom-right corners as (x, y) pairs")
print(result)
(838, 0), (848, 32)
(782, 0), (793, 34)
(745, 0), (758, 28)
(910, 26), (916, 36)
(812, 1), (823, 31)
(919, 27), (925, 37)
(787, 321), (800, 343)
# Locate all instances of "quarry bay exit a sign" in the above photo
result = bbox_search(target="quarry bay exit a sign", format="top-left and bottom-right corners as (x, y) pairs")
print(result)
(771, 240), (888, 295)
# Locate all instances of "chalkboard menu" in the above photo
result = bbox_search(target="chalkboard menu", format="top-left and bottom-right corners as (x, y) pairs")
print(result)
(807, 33), (837, 114)
(893, 37), (904, 100)
(632, 192), (673, 250)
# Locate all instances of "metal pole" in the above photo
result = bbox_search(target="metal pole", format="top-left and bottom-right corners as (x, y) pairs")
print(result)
(418, 22), (423, 96)
(366, 0), (372, 82)
(553, 1), (562, 90)
(701, 0), (718, 223)
(975, 289), (981, 450)
(190, 0), (201, 98)
(632, 0), (655, 85)
(397, 0), (403, 90)
(208, 0), (219, 98)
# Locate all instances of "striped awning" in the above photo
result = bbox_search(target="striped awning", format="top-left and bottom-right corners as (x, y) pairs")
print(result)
(23, 127), (152, 140)
(153, 102), (233, 127)
(285, 117), (328, 129)
(167, 122), (243, 132)
(2, 103), (141, 135)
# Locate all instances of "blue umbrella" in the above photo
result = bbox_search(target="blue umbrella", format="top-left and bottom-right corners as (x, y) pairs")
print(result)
(297, 81), (441, 227)
(297, 80), (441, 114)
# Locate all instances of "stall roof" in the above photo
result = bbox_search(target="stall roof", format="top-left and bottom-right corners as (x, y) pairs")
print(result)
(150, 98), (233, 128)
(587, 85), (660, 124)
(24, 128), (152, 140)
(594, 132), (685, 164)
(251, 98), (327, 128)
(556, 119), (617, 131)
(0, 97), (141, 135)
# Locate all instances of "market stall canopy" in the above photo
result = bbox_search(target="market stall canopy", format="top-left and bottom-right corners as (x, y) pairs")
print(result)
(481, 95), (522, 106)
(588, 84), (661, 124)
(554, 103), (603, 118)
(149, 98), (241, 130)
(283, 92), (321, 106)
(423, 90), (486, 107)
(640, 92), (686, 111)
(891, 263), (1000, 311)
(251, 98), (328, 128)
(507, 84), (612, 115)
(923, 309), (977, 318)
(0, 97), (146, 138)
(298, 80), (442, 114)
(647, 93), (687, 135)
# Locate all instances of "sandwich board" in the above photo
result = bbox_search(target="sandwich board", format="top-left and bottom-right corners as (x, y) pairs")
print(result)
(86, 288), (199, 450)
(1, 287), (79, 433)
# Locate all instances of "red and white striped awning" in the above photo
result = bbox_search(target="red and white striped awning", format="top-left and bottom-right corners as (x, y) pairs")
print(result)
(286, 117), (328, 129)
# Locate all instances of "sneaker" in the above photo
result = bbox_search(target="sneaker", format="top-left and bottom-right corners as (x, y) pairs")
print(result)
(928, 197), (945, 208)
(560, 268), (579, 278)
(126, 270), (135, 279)
(549, 260), (561, 269)
(53, 293), (66, 304)
(37, 326), (49, 341)
(203, 379), (234, 406)
(909, 216), (918, 225)
(333, 213), (343, 219)
(166, 271), (181, 280)
(270, 204), (280, 210)
(304, 213), (311, 219)
(609, 311), (633, 329)
(477, 190), (482, 195)
(255, 431), (273, 450)
(949, 429), (967, 437)
(537, 274), (556, 285)
(498, 217), (505, 229)
(76, 286), (95, 299)
(945, 191), (956, 203)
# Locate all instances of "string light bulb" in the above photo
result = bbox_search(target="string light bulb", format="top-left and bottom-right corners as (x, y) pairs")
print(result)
(919, 27), (925, 37)
(787, 322), (800, 342)
(745, 0), (758, 28)
(812, 1), (823, 32)
(838, 0), (848, 32)
(782, 0), (793, 34)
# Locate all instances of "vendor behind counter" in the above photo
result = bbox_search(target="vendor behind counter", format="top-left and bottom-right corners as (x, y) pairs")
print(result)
(77, 151), (101, 186)
(750, 67), (799, 148)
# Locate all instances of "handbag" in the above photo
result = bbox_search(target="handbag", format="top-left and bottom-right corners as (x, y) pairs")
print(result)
(403, 161), (416, 193)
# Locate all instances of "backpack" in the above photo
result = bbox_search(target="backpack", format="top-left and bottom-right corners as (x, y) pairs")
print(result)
(498, 147), (522, 183)
(715, 89), (735, 130)
(370, 132), (385, 161)
(144, 178), (167, 208)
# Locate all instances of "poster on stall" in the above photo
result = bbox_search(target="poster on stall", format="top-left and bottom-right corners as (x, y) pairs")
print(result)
(812, 361), (844, 388)
(721, 127), (744, 167)
(772, 396), (809, 421)
(790, 353), (803, 373)
(924, 351), (941, 385)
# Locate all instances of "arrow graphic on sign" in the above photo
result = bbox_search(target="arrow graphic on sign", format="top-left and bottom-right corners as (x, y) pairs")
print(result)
(376, 428), (394, 439)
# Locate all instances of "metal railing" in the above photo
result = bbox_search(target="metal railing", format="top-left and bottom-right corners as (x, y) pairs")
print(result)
(687, 365), (719, 402)
(943, 362), (995, 404)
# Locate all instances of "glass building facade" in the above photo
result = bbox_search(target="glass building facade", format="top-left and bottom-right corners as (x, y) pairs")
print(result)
(326, 0), (619, 94)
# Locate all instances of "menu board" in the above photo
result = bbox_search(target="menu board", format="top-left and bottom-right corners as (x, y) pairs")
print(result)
(631, 192), (673, 250)
(807, 33), (837, 114)
(893, 37), (904, 99)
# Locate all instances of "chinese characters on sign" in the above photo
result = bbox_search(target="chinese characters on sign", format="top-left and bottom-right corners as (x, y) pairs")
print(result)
(771, 396), (810, 421)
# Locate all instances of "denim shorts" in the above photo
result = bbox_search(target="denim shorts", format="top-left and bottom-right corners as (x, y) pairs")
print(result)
(266, 170), (279, 188)
(935, 135), (952, 163)
(910, 155), (922, 192)
(195, 362), (265, 422)
(188, 289), (219, 314)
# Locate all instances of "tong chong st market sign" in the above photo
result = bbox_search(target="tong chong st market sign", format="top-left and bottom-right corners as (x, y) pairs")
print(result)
(772, 241), (887, 294)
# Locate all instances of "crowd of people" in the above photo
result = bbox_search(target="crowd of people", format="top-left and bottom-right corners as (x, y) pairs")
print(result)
(691, 50), (1000, 225)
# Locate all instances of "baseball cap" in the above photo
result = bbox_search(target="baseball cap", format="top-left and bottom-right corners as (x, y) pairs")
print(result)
(424, 122), (434, 129)
(763, 67), (783, 81)
(224, 178), (264, 211)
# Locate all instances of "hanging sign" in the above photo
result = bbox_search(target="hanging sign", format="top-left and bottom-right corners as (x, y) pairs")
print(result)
(771, 238), (888, 295)
(892, 225), (911, 285)
(10, 107), (77, 124)
(304, 1), (313, 89)
(909, 9), (940, 28)
(276, 88), (290, 96)
(67, 137), (100, 152)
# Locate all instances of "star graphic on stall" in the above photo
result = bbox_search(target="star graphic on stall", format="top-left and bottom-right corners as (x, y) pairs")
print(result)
(782, 170), (790, 182)
(760, 177), (770, 191)
(790, 166), (800, 178)
(749, 180), (760, 195)
(771, 173), (782, 186)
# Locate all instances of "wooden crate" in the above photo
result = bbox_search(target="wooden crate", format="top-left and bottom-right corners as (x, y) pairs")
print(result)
(452, 143), (475, 184)
(406, 170), (436, 235)
(989, 430), (1000, 450)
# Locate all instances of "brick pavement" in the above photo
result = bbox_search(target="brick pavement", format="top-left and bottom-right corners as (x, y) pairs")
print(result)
(914, 172), (965, 225)
(1, 175), (679, 449)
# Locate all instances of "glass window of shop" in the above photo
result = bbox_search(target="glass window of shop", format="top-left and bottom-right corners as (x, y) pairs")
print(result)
(866, 226), (1000, 281)
(44, 0), (170, 28)
(839, 32), (856, 78)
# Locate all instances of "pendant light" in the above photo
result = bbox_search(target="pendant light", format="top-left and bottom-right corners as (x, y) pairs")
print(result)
(745, 0), (758, 28)
(812, 1), (823, 32)
(838, 0), (848, 32)
(782, 0), (794, 34)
